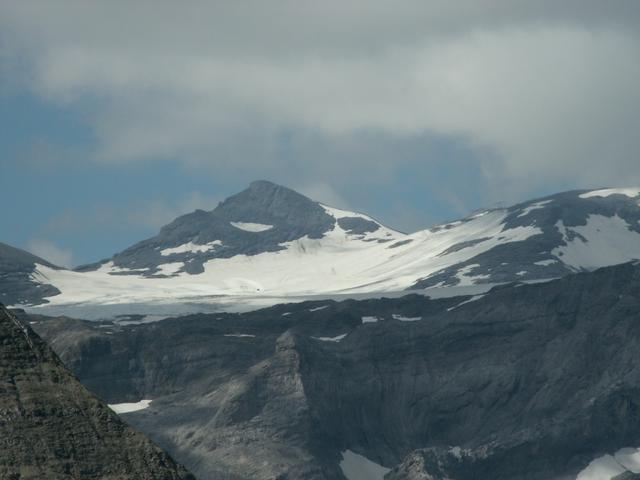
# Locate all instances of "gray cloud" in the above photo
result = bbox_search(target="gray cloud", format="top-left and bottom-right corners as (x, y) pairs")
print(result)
(1, 1), (639, 211)
(26, 238), (73, 267)
(44, 192), (221, 234)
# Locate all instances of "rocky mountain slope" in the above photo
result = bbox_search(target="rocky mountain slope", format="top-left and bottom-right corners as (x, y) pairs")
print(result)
(0, 304), (194, 480)
(5, 182), (640, 312)
(27, 261), (640, 480)
(0, 242), (61, 306)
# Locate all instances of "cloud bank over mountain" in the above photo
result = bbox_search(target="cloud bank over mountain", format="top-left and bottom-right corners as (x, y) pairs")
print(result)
(1, 1), (639, 262)
(2, 2), (639, 187)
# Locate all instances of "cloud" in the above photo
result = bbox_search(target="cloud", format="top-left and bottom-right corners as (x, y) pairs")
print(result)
(296, 182), (350, 209)
(44, 192), (221, 235)
(26, 239), (73, 267)
(1, 1), (639, 204)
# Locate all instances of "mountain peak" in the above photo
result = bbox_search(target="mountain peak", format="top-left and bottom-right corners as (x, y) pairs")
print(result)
(216, 180), (320, 221)
(248, 179), (283, 190)
(96, 180), (339, 275)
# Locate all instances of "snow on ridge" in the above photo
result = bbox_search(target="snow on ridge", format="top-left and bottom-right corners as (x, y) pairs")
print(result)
(517, 199), (553, 218)
(309, 305), (329, 312)
(98, 262), (150, 275)
(535, 259), (557, 266)
(552, 215), (640, 270)
(339, 450), (390, 480)
(392, 314), (422, 322)
(155, 262), (184, 276)
(614, 448), (640, 473)
(116, 315), (169, 325)
(447, 294), (486, 311)
(160, 240), (222, 256)
(321, 204), (377, 221)
(230, 221), (273, 232)
(362, 316), (379, 324)
(455, 264), (490, 286)
(312, 333), (348, 342)
(579, 188), (640, 199)
(576, 447), (640, 479)
(321, 204), (405, 241)
(109, 399), (152, 414)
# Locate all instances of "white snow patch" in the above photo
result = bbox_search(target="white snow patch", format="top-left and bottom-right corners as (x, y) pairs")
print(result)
(321, 204), (403, 241)
(160, 240), (222, 256)
(339, 450), (390, 480)
(321, 205), (378, 222)
(223, 334), (256, 338)
(516, 271), (527, 276)
(615, 448), (640, 473)
(449, 446), (463, 459)
(392, 314), (422, 322)
(108, 399), (152, 414)
(577, 455), (626, 480)
(230, 222), (273, 232)
(534, 259), (557, 266)
(553, 215), (640, 270)
(517, 200), (552, 218)
(447, 294), (486, 311)
(455, 264), (491, 286)
(361, 316), (379, 324)
(424, 284), (498, 299)
(116, 315), (169, 325)
(95, 261), (150, 275)
(312, 333), (348, 342)
(580, 188), (640, 199)
(576, 448), (640, 479)
(309, 305), (329, 312)
(155, 262), (184, 276)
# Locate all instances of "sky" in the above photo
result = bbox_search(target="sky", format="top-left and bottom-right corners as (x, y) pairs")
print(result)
(1, 1), (639, 267)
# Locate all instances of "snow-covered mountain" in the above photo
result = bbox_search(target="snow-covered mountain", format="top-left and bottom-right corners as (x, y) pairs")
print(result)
(5, 181), (640, 309)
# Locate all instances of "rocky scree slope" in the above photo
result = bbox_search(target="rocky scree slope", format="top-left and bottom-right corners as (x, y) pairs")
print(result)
(0, 304), (194, 480)
(28, 261), (640, 480)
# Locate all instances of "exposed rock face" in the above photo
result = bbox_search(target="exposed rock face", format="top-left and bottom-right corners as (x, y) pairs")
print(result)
(0, 304), (194, 480)
(29, 262), (640, 480)
(0, 242), (60, 306)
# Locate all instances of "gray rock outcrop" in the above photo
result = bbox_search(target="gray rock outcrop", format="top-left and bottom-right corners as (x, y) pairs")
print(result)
(0, 304), (194, 480)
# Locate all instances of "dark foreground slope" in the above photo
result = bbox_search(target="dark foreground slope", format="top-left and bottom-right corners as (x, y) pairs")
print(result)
(0, 305), (194, 480)
(30, 262), (640, 479)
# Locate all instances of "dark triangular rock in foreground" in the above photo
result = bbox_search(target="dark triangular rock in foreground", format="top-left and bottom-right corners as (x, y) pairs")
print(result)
(0, 304), (194, 480)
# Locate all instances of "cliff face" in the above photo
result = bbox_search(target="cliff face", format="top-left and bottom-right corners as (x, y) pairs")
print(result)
(0, 305), (194, 480)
